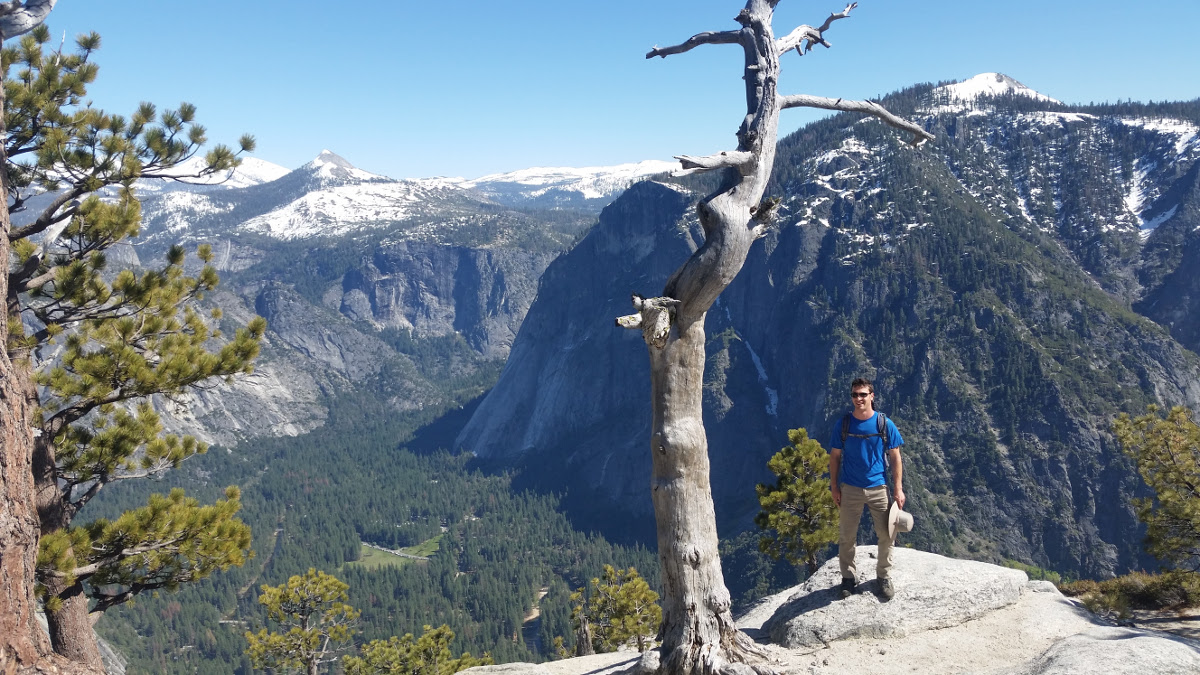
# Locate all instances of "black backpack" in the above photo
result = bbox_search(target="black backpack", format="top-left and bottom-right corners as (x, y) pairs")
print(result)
(840, 411), (888, 447)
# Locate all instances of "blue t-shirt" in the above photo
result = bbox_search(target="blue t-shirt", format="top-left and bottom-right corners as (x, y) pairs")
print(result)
(829, 411), (903, 488)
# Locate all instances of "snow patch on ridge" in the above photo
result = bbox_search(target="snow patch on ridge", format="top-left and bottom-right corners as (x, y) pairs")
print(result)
(1113, 118), (1200, 157)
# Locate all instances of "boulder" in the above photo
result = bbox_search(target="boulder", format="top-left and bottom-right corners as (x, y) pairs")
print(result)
(1007, 627), (1200, 674)
(758, 546), (1027, 648)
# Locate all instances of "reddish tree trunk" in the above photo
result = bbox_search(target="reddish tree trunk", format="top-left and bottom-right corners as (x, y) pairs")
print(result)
(0, 16), (48, 662)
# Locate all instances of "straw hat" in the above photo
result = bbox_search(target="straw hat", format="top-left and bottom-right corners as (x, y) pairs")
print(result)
(888, 500), (914, 539)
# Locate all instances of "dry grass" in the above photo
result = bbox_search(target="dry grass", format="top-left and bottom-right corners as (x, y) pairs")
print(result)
(1058, 570), (1200, 618)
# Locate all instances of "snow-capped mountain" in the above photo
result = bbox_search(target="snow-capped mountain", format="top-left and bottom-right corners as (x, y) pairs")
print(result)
(138, 150), (489, 244)
(137, 151), (676, 243)
(235, 151), (478, 240)
(444, 159), (679, 210)
(924, 72), (1059, 115)
(135, 156), (290, 194)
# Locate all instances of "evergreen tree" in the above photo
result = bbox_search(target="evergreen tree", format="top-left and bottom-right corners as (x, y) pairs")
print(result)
(245, 569), (360, 675)
(570, 565), (661, 653)
(754, 428), (838, 577)
(343, 624), (491, 675)
(1114, 406), (1200, 569)
(2, 23), (260, 666)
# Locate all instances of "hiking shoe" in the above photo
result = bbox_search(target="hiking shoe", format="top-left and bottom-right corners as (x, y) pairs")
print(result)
(839, 577), (857, 598)
(879, 577), (895, 600)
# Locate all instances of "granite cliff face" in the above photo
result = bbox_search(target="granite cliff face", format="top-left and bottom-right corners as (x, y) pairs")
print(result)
(457, 82), (1200, 578)
(333, 242), (554, 360)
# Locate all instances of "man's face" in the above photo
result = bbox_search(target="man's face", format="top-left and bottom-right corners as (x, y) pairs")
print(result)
(851, 387), (873, 412)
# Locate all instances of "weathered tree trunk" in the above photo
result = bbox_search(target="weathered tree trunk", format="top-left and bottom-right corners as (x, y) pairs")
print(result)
(575, 616), (595, 656)
(646, 314), (766, 675)
(621, 2), (931, 673)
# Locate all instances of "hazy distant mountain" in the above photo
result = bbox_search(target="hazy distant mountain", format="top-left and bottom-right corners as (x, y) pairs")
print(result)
(443, 159), (679, 211)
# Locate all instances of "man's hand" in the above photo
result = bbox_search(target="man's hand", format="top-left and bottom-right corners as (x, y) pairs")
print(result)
(894, 487), (905, 510)
(832, 483), (841, 507)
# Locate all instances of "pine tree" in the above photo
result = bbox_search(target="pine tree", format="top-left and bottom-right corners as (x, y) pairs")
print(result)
(245, 569), (361, 675)
(1114, 406), (1200, 569)
(343, 624), (492, 675)
(570, 565), (661, 653)
(754, 428), (838, 577)
(3, 23), (260, 666)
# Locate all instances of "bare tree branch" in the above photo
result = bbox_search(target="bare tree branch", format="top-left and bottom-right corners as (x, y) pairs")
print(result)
(775, 2), (856, 55)
(13, 265), (55, 295)
(775, 25), (823, 55)
(0, 0), (56, 39)
(675, 150), (754, 172)
(647, 30), (742, 59)
(780, 93), (934, 145)
(8, 189), (79, 241)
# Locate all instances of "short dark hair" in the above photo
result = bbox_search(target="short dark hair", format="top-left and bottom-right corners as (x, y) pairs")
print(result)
(851, 377), (874, 394)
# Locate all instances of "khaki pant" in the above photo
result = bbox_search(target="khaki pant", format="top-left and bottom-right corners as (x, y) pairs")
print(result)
(838, 484), (893, 580)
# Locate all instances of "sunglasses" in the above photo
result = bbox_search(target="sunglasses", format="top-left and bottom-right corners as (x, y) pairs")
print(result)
(850, 392), (871, 398)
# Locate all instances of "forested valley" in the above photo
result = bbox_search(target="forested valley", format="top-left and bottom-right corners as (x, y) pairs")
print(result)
(85, 380), (679, 673)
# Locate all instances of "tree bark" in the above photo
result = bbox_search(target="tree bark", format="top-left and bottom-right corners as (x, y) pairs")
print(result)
(32, 433), (104, 667)
(0, 291), (46, 668)
(0, 2), (50, 665)
(624, 2), (929, 673)
(1, 4), (103, 673)
(41, 577), (103, 667)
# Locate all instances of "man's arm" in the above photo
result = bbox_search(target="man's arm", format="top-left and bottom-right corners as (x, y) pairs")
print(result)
(829, 447), (842, 507)
(887, 446), (905, 509)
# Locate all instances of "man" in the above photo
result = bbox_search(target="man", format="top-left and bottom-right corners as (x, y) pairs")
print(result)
(828, 377), (905, 600)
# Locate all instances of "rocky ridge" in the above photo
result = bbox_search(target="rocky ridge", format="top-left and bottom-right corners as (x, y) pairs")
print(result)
(464, 548), (1200, 675)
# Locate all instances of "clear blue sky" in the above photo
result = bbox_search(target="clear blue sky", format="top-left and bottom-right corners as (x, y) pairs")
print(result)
(34, 0), (1200, 179)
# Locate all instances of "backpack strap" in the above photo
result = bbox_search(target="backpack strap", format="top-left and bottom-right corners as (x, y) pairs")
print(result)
(842, 412), (888, 444)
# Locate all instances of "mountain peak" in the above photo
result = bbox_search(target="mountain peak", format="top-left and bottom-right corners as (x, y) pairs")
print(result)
(311, 150), (356, 170)
(298, 150), (391, 185)
(939, 72), (1059, 105)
